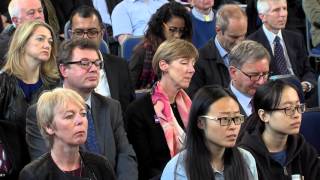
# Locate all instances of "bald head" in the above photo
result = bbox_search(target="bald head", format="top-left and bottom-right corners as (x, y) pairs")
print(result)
(8, 0), (44, 26)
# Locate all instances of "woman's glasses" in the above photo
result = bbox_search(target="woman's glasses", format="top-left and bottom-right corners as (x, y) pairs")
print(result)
(200, 115), (245, 126)
(267, 104), (306, 116)
(163, 23), (185, 34)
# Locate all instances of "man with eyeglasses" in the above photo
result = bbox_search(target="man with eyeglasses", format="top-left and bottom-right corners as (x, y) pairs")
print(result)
(187, 4), (247, 98)
(229, 40), (270, 117)
(26, 38), (138, 180)
(0, 0), (45, 67)
(69, 6), (135, 115)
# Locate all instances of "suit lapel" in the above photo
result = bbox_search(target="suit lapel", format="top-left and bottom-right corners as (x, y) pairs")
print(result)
(282, 30), (298, 73)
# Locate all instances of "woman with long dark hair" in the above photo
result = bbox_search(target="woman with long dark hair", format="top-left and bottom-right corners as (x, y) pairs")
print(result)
(161, 85), (258, 180)
(239, 79), (320, 179)
(129, 1), (192, 89)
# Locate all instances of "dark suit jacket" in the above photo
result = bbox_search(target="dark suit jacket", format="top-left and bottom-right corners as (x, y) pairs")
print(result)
(187, 39), (230, 98)
(125, 93), (171, 180)
(0, 120), (29, 180)
(248, 27), (316, 85)
(26, 92), (138, 180)
(102, 53), (135, 113)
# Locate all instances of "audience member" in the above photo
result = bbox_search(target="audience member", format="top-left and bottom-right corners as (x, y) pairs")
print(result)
(129, 2), (192, 90)
(303, 0), (320, 54)
(0, 0), (45, 67)
(0, 120), (29, 179)
(228, 40), (270, 117)
(246, 0), (306, 36)
(238, 79), (320, 180)
(26, 38), (138, 180)
(69, 6), (135, 113)
(248, 0), (317, 107)
(20, 88), (116, 180)
(126, 39), (198, 180)
(0, 20), (59, 132)
(190, 0), (215, 48)
(161, 85), (258, 180)
(111, 0), (168, 44)
(187, 4), (247, 98)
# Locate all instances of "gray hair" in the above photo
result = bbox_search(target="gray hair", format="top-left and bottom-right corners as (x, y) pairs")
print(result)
(257, 0), (287, 14)
(216, 4), (247, 33)
(229, 40), (270, 68)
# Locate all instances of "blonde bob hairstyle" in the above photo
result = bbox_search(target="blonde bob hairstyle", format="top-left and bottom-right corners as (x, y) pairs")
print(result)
(3, 20), (59, 85)
(37, 88), (85, 148)
(152, 39), (198, 78)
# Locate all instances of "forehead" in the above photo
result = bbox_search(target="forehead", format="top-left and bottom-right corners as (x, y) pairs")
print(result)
(55, 100), (84, 115)
(31, 26), (51, 37)
(279, 86), (299, 105)
(225, 18), (247, 35)
(72, 47), (99, 60)
(71, 14), (100, 29)
(268, 0), (287, 10)
(20, 0), (42, 10)
(241, 58), (269, 71)
(166, 16), (185, 26)
(207, 97), (239, 115)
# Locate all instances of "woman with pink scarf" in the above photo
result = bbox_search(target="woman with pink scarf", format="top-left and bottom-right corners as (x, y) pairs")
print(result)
(125, 39), (198, 180)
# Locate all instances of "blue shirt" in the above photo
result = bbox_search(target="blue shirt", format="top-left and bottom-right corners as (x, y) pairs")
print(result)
(230, 82), (252, 117)
(18, 79), (43, 102)
(111, 0), (167, 37)
(214, 37), (229, 67)
(92, 0), (111, 25)
(270, 151), (287, 166)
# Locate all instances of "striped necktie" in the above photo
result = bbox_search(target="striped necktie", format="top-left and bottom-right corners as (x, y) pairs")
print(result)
(85, 105), (100, 154)
(274, 36), (290, 74)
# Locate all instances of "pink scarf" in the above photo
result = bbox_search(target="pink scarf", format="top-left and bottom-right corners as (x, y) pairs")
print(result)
(151, 82), (192, 157)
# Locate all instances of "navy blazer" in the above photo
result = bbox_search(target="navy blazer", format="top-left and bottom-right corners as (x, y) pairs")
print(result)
(25, 92), (138, 180)
(248, 27), (316, 85)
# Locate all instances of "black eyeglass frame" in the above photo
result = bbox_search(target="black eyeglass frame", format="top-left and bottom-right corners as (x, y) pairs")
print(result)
(235, 67), (269, 81)
(64, 59), (104, 69)
(266, 103), (306, 116)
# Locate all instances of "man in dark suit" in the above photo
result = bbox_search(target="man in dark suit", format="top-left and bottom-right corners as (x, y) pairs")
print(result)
(69, 6), (134, 114)
(26, 38), (138, 180)
(248, 0), (317, 106)
(228, 40), (270, 118)
(187, 4), (247, 98)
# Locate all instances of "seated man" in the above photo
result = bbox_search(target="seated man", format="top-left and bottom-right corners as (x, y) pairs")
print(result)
(249, 0), (317, 107)
(190, 0), (215, 48)
(303, 0), (320, 54)
(187, 4), (247, 98)
(111, 0), (167, 44)
(26, 38), (138, 180)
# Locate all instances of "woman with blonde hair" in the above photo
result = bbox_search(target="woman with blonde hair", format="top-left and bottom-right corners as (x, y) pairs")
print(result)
(0, 20), (59, 131)
(20, 88), (116, 179)
(126, 39), (198, 180)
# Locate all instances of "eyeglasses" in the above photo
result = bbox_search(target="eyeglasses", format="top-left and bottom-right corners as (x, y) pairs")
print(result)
(236, 67), (269, 81)
(267, 104), (306, 116)
(64, 59), (103, 69)
(200, 115), (245, 126)
(70, 29), (101, 38)
(163, 23), (185, 34)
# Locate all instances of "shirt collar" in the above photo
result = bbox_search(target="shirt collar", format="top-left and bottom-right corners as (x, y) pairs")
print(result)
(262, 24), (284, 44)
(85, 94), (92, 109)
(214, 37), (228, 59)
(230, 82), (252, 115)
(191, 8), (214, 22)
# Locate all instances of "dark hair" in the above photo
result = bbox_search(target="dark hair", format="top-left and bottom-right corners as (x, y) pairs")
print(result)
(185, 85), (249, 180)
(140, 1), (192, 50)
(70, 5), (104, 29)
(251, 79), (300, 127)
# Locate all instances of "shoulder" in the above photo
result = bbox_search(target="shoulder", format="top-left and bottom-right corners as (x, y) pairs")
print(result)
(92, 92), (121, 107)
(161, 150), (187, 179)
(247, 28), (264, 40)
(127, 93), (152, 111)
(20, 153), (51, 176)
(237, 147), (259, 180)
(198, 39), (218, 59)
(103, 53), (127, 65)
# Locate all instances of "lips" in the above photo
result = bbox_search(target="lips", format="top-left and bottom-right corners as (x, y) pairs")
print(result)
(290, 122), (301, 128)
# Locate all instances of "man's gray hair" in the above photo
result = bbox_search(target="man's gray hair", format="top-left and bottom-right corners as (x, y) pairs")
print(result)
(229, 40), (270, 68)
(257, 0), (287, 14)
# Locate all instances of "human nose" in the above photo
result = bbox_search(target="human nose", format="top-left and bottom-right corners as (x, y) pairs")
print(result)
(74, 114), (85, 126)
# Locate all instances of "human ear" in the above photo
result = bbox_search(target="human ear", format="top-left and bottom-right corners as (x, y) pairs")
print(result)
(159, 59), (169, 73)
(45, 125), (55, 135)
(197, 118), (206, 129)
(258, 109), (269, 123)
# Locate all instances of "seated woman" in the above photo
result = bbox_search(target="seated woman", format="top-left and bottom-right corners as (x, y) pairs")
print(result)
(161, 85), (258, 180)
(126, 39), (198, 180)
(19, 88), (116, 179)
(0, 20), (59, 131)
(129, 1), (192, 89)
(239, 79), (320, 180)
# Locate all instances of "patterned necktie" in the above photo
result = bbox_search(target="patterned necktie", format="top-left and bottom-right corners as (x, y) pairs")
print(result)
(85, 105), (100, 154)
(274, 36), (290, 74)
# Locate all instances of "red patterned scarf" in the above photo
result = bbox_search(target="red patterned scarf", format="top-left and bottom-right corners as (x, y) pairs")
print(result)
(151, 82), (191, 157)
